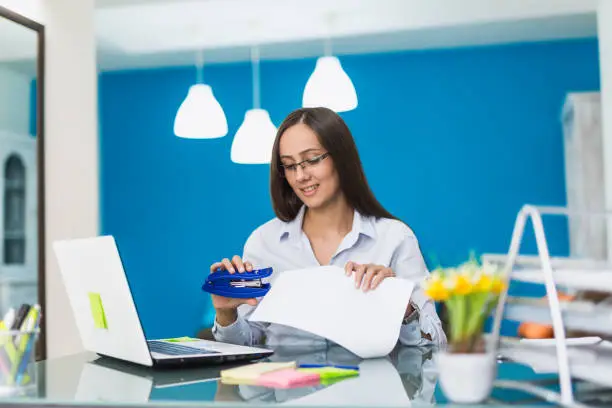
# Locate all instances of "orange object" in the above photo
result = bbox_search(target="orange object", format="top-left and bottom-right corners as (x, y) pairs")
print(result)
(517, 292), (575, 339)
(518, 322), (553, 339)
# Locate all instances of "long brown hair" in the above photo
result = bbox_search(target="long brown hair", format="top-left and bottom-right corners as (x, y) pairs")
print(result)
(270, 107), (397, 222)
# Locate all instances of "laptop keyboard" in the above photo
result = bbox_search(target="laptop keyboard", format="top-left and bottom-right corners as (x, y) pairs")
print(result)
(147, 340), (219, 356)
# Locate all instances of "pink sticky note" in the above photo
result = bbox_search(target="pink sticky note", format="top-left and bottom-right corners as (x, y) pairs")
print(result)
(256, 369), (320, 388)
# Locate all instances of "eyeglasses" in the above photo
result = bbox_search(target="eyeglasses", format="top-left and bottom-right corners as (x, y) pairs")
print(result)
(280, 152), (330, 174)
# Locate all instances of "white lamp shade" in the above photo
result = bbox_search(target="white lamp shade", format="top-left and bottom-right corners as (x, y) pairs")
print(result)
(174, 84), (228, 138)
(231, 109), (277, 164)
(302, 56), (358, 112)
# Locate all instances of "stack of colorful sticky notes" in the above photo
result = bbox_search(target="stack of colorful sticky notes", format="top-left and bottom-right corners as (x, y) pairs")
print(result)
(220, 362), (360, 389)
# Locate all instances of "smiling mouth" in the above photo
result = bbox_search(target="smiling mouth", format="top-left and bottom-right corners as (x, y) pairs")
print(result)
(300, 184), (319, 195)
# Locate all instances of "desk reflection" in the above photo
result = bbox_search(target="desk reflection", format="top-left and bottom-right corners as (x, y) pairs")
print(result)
(65, 345), (438, 406)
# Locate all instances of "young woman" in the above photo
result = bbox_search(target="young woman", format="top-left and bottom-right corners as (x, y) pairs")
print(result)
(211, 107), (447, 348)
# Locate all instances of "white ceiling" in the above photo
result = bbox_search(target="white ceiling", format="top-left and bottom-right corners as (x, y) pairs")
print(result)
(0, 0), (601, 73)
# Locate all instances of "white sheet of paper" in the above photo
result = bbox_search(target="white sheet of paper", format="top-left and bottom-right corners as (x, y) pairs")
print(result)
(248, 265), (414, 358)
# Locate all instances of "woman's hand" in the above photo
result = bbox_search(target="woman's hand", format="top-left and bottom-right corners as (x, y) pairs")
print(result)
(344, 261), (396, 292)
(210, 255), (253, 275)
(209, 255), (257, 326)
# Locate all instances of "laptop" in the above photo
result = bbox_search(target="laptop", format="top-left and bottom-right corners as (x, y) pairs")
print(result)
(53, 235), (273, 367)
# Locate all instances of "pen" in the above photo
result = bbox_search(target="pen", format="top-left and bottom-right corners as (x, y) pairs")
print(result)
(14, 332), (36, 385)
(14, 305), (35, 349)
(16, 305), (40, 351)
(2, 309), (14, 327)
(10, 304), (30, 331)
(13, 305), (41, 385)
(298, 364), (360, 371)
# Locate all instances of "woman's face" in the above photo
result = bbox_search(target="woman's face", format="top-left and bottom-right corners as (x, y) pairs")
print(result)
(278, 123), (342, 210)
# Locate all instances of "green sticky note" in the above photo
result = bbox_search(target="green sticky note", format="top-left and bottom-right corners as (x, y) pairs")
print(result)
(298, 367), (359, 381)
(164, 337), (200, 343)
(88, 292), (108, 329)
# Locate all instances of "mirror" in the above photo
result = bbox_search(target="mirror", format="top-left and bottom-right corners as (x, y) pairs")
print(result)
(0, 6), (45, 359)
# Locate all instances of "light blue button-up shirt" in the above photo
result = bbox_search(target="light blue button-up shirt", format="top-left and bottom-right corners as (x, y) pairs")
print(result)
(212, 206), (447, 348)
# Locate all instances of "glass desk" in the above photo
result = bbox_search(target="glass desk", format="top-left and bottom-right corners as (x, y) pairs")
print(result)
(2, 345), (611, 407)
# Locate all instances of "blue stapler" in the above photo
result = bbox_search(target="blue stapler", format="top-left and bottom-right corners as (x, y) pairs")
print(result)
(202, 267), (273, 298)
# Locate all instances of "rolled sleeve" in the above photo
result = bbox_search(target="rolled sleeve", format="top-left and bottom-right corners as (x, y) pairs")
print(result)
(212, 315), (253, 346)
(399, 297), (446, 347)
(391, 231), (447, 347)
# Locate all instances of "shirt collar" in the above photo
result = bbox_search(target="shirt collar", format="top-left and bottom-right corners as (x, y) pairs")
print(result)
(356, 210), (377, 240)
(279, 205), (307, 243)
(279, 206), (377, 243)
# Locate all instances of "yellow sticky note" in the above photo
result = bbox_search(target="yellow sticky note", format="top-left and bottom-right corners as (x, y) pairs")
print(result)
(221, 362), (296, 385)
(88, 292), (108, 329)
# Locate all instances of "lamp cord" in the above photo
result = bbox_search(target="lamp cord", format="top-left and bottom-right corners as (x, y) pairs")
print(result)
(324, 37), (332, 57)
(196, 49), (204, 84)
(252, 46), (260, 109)
(324, 12), (335, 56)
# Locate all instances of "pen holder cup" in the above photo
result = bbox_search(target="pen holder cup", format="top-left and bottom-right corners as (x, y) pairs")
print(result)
(0, 329), (39, 396)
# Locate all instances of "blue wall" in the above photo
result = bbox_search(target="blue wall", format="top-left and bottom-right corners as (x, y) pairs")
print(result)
(99, 38), (600, 339)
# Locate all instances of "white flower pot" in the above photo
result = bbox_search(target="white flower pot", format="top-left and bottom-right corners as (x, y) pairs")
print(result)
(436, 351), (497, 404)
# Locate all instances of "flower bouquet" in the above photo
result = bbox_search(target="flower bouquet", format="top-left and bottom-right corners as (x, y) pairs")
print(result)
(422, 257), (507, 403)
(423, 257), (506, 353)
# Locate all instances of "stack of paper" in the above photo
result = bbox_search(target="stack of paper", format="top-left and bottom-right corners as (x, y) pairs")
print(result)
(249, 265), (414, 358)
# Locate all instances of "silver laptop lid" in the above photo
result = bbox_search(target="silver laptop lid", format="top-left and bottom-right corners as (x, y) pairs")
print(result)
(53, 235), (154, 367)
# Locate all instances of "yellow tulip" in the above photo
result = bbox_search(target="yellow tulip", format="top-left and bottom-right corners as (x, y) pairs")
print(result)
(491, 276), (506, 294)
(450, 273), (473, 295)
(423, 276), (450, 301)
(473, 274), (493, 292)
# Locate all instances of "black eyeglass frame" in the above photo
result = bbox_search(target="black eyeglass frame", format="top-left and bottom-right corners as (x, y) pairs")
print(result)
(279, 152), (330, 174)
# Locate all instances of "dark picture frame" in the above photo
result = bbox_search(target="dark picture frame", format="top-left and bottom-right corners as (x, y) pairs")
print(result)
(0, 5), (46, 360)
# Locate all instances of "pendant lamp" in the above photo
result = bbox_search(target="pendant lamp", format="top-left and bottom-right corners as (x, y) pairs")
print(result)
(231, 46), (278, 164)
(302, 38), (357, 112)
(174, 50), (228, 139)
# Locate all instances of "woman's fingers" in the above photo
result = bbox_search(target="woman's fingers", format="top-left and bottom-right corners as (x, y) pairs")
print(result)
(362, 265), (382, 292)
(353, 264), (367, 288)
(369, 272), (383, 290)
(345, 261), (357, 276)
(370, 268), (394, 290)
(210, 262), (224, 273)
(221, 258), (235, 273)
(232, 255), (245, 273)
(211, 257), (253, 274)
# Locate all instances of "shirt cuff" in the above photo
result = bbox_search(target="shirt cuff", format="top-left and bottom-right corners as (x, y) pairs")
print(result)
(400, 291), (443, 346)
(410, 286), (429, 312)
(399, 319), (424, 345)
(418, 313), (436, 342)
(212, 315), (251, 345)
